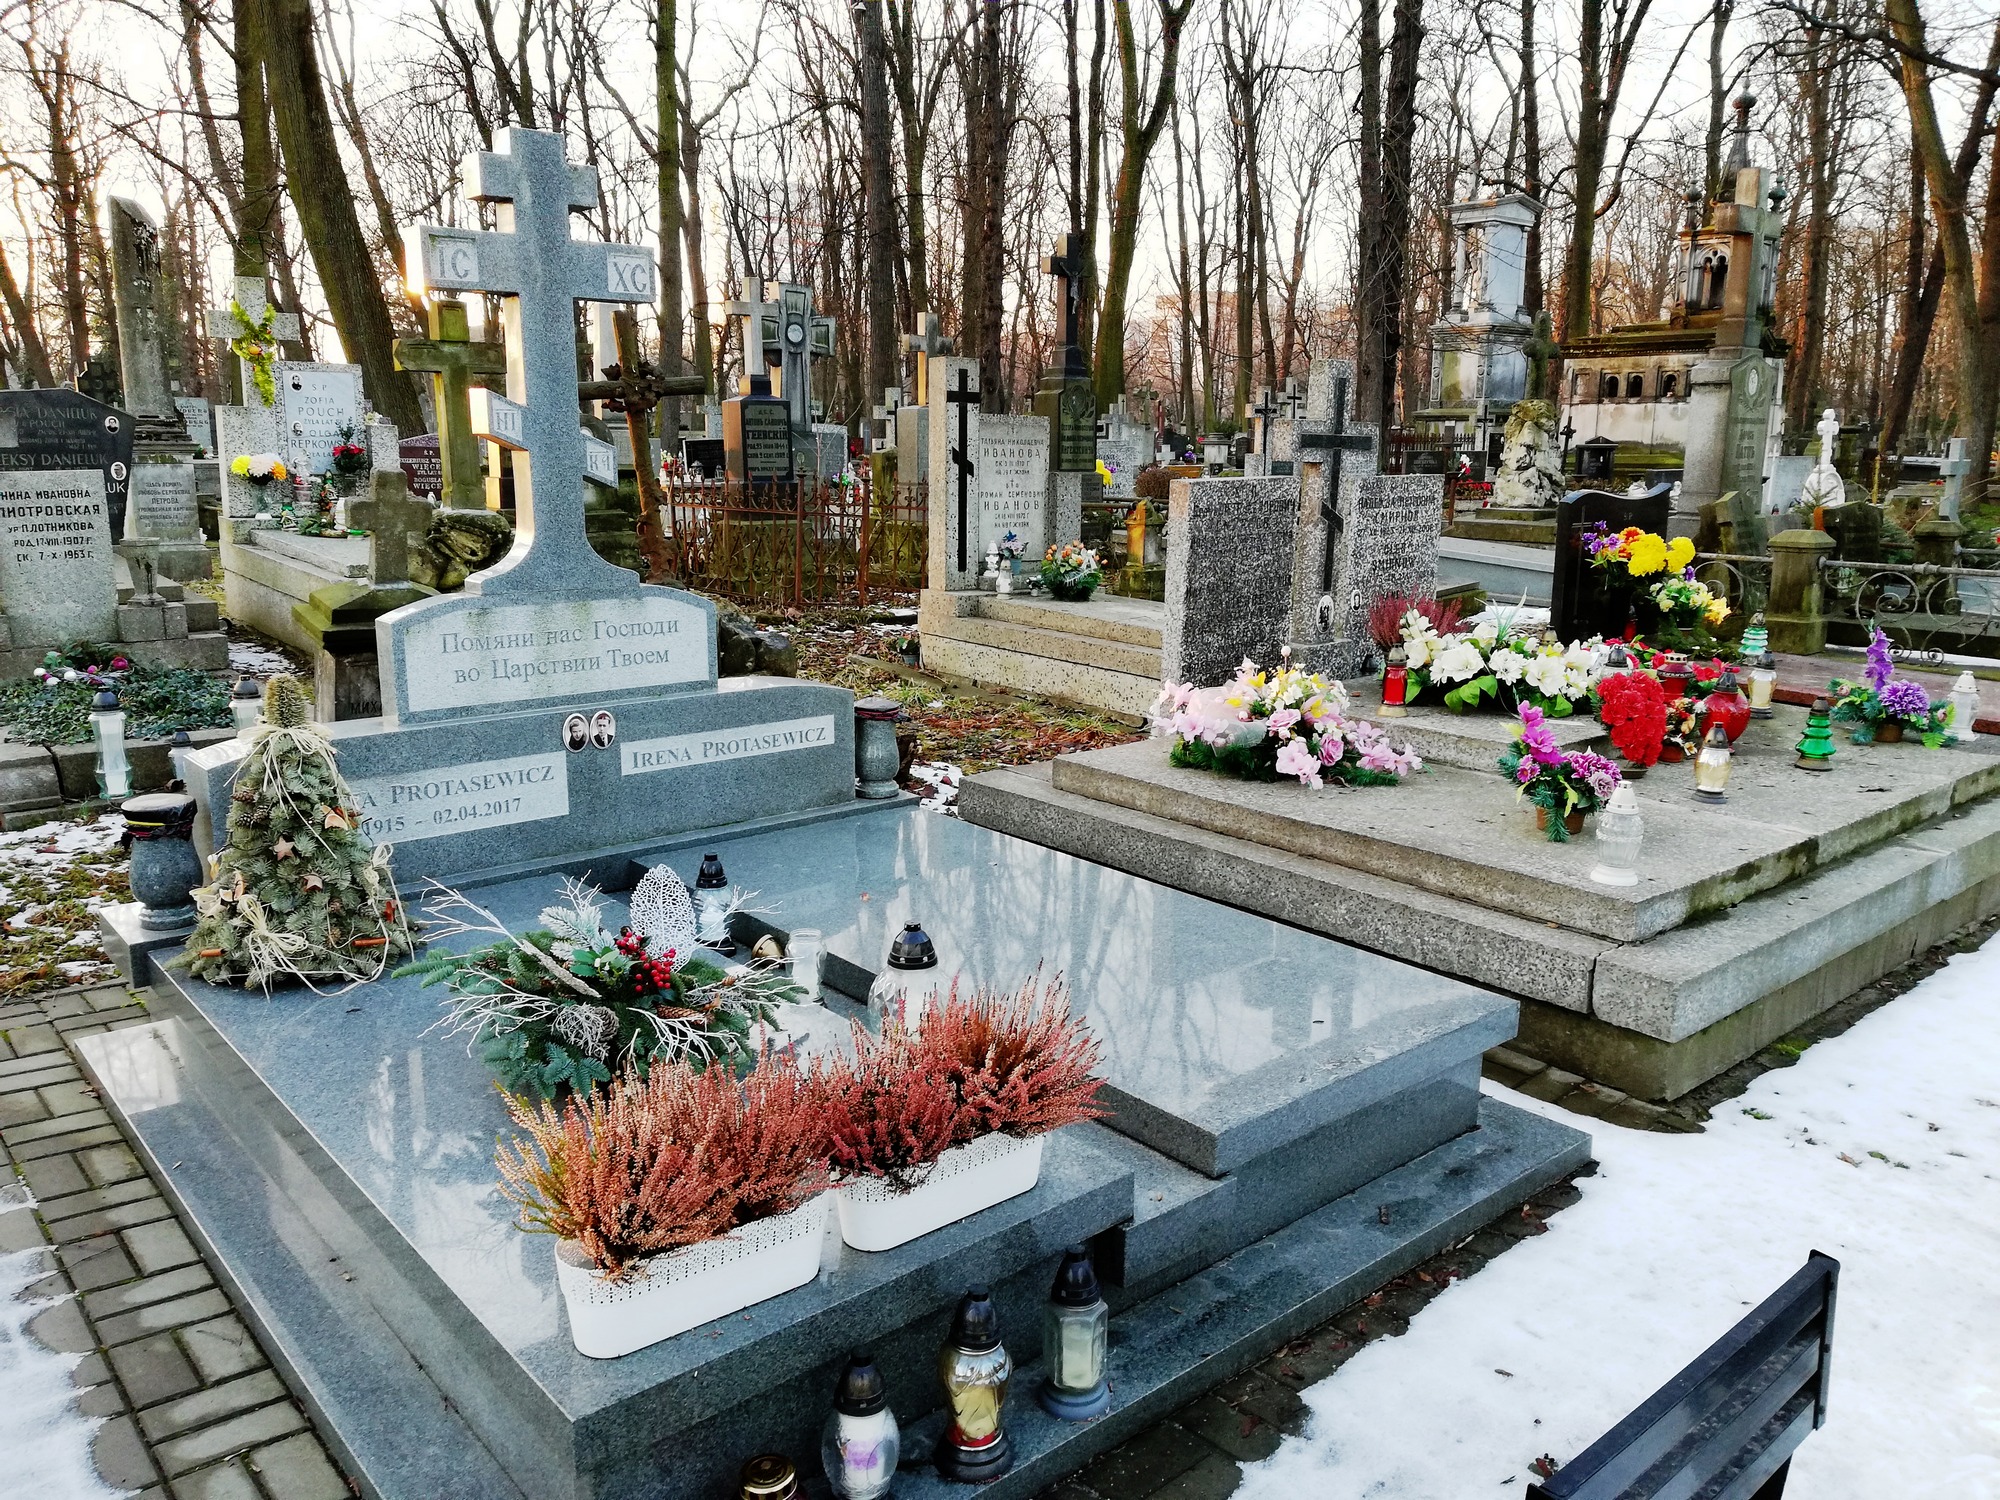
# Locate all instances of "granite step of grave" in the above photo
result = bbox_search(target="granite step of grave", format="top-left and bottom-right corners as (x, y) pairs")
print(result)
(1446, 516), (1559, 546)
(1438, 534), (1554, 607)
(973, 593), (1166, 649)
(918, 591), (1163, 720)
(221, 531), (371, 655)
(1383, 699), (1609, 773)
(1040, 716), (2000, 942)
(644, 806), (1517, 1178)
(957, 749), (2000, 1100)
(926, 613), (1164, 681)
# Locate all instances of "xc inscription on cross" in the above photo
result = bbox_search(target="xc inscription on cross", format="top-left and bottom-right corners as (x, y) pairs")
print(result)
(947, 368), (978, 572)
(1298, 371), (1373, 593)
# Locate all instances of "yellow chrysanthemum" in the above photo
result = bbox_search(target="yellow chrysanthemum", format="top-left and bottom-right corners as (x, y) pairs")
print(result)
(1704, 599), (1729, 626)
(1666, 536), (1695, 572)
(1625, 533), (1669, 576)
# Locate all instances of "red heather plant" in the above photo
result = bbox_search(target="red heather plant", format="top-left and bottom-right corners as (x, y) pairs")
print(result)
(495, 1053), (832, 1279)
(1367, 593), (1465, 649)
(823, 977), (1105, 1193)
(1595, 671), (1668, 767)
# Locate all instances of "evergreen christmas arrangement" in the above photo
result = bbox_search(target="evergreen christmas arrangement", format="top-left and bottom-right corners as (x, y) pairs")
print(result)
(180, 676), (416, 990)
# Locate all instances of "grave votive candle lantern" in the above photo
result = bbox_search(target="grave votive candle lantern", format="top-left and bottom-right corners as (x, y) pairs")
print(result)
(739, 1454), (800, 1500)
(936, 1288), (1013, 1483)
(1796, 695), (1837, 771)
(121, 793), (203, 930)
(822, 1352), (900, 1500)
(855, 695), (903, 799)
(1378, 647), (1411, 719)
(1700, 666), (1752, 744)
(230, 676), (263, 735)
(1748, 651), (1777, 718)
(867, 920), (939, 1034)
(1692, 723), (1733, 802)
(1948, 671), (1980, 743)
(1589, 782), (1643, 887)
(91, 690), (131, 800)
(694, 851), (738, 956)
(1039, 1246), (1111, 1420)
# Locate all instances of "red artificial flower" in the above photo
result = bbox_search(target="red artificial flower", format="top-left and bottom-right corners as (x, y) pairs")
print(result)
(1596, 671), (1668, 767)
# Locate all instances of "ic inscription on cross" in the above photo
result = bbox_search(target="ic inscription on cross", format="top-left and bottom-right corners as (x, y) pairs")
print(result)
(404, 126), (657, 595)
(394, 297), (505, 511)
(1297, 369), (1375, 593)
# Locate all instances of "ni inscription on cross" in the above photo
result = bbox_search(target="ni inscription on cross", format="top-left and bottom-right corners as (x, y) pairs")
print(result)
(947, 367), (978, 572)
(404, 126), (656, 594)
(393, 297), (506, 511)
(1298, 372), (1374, 592)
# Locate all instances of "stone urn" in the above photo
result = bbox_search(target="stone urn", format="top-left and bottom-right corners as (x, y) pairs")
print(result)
(121, 793), (204, 930)
(854, 696), (904, 799)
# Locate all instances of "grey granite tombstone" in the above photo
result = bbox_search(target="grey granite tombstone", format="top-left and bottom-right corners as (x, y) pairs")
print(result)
(124, 456), (209, 579)
(175, 397), (214, 452)
(1285, 358), (1383, 676)
(812, 421), (849, 479)
(978, 413), (1055, 563)
(0, 461), (117, 648)
(107, 197), (190, 442)
(927, 355), (984, 589)
(1162, 473), (1298, 689)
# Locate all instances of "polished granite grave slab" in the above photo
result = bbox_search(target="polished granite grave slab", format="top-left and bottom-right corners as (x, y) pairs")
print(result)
(1046, 710), (2000, 942)
(615, 808), (1517, 1176)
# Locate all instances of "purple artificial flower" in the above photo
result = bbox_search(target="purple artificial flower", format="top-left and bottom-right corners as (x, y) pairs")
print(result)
(1515, 761), (1539, 785)
(1517, 705), (1563, 766)
(1865, 626), (1895, 693)
(1879, 678), (1931, 721)
(1564, 750), (1625, 801)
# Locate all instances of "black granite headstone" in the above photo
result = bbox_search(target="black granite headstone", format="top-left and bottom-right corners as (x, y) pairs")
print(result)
(1576, 436), (1618, 485)
(0, 388), (134, 538)
(399, 434), (443, 500)
(724, 383), (794, 481)
(1551, 483), (1673, 644)
(681, 436), (725, 477)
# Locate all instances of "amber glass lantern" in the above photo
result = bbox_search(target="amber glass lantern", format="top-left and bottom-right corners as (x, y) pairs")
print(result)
(936, 1288), (1013, 1482)
(1692, 723), (1733, 802)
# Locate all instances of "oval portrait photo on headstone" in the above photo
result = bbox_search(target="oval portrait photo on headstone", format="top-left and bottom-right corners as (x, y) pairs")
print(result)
(589, 711), (616, 749)
(562, 712), (589, 752)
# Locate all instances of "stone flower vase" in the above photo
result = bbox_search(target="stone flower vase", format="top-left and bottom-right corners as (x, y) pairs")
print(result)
(1535, 806), (1587, 837)
(121, 793), (204, 930)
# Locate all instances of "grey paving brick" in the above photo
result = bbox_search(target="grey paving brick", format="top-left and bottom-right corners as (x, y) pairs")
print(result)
(20, 1152), (88, 1199)
(167, 1457), (262, 1500)
(0, 1029), (12, 1059)
(0, 1202), (46, 1252)
(79, 1380), (129, 1418)
(37, 1078), (101, 1116)
(138, 1370), (289, 1444)
(1173, 1395), (1284, 1463)
(94, 1287), (234, 1349)
(46, 1192), (174, 1244)
(93, 1413), (163, 1490)
(70, 1350), (111, 1388)
(9, 1121), (123, 1161)
(78, 1141), (144, 1187)
(39, 1174), (160, 1222)
(86, 1262), (215, 1321)
(26, 1295), (95, 1354)
(0, 1049), (75, 1080)
(179, 1315), (266, 1386)
(0, 1091), (50, 1128)
(110, 1332), (204, 1409)
(58, 1233), (139, 1292)
(244, 1432), (350, 1500)
(1151, 1452), (1242, 1500)
(153, 1402), (308, 1478)
(1082, 1424), (1216, 1500)
(124, 1219), (201, 1276)
(89, 986), (138, 1011)
(2, 1107), (112, 1146)
(40, 992), (94, 1019)
(1516, 1066), (1587, 1104)
(2, 1021), (64, 1054)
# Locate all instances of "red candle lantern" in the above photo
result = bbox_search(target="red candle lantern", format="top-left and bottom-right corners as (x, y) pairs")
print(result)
(1379, 646), (1410, 718)
(1700, 665), (1753, 745)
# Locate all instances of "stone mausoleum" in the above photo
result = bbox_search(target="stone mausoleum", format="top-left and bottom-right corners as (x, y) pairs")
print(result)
(1416, 189), (1541, 465)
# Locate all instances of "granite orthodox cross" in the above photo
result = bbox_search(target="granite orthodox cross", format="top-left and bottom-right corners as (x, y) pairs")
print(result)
(576, 307), (703, 582)
(393, 297), (506, 510)
(404, 126), (658, 597)
(947, 367), (978, 571)
(1297, 370), (1374, 592)
(904, 311), (954, 404)
(204, 276), (302, 407)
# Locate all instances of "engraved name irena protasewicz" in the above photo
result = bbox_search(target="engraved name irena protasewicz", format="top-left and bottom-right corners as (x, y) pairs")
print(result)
(620, 715), (836, 775)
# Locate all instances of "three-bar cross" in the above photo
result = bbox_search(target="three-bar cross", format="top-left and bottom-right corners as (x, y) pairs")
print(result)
(947, 368), (979, 572)
(394, 298), (506, 511)
(1298, 371), (1374, 593)
(576, 307), (704, 581)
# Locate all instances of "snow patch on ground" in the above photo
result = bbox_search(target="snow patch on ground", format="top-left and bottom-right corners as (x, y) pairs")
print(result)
(227, 639), (295, 677)
(909, 761), (961, 814)
(1238, 940), (2000, 1499)
(0, 1209), (128, 1497)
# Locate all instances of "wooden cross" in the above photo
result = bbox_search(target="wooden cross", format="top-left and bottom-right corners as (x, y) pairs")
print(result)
(947, 367), (978, 571)
(575, 307), (703, 582)
(1298, 371), (1375, 593)
(1041, 234), (1089, 376)
(393, 298), (506, 511)
(903, 311), (954, 404)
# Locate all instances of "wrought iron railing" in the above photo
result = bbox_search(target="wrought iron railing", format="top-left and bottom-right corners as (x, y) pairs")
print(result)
(1691, 551), (1772, 616)
(1816, 555), (2000, 658)
(660, 476), (926, 609)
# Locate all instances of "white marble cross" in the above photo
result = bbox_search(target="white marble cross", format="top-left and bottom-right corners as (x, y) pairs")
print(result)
(204, 276), (302, 408)
(403, 126), (657, 596)
(1800, 407), (1846, 511)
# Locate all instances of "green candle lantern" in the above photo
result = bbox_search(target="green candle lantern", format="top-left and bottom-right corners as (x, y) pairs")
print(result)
(1795, 695), (1837, 772)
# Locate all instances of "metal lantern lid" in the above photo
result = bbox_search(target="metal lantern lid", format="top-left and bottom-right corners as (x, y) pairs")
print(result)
(1714, 665), (1744, 693)
(1605, 642), (1630, 669)
(695, 852), (729, 890)
(170, 728), (192, 747)
(1049, 1246), (1103, 1308)
(230, 676), (261, 700)
(1386, 645), (1407, 666)
(886, 920), (937, 971)
(834, 1352), (889, 1416)
(738, 1455), (799, 1500)
(92, 688), (120, 711)
(949, 1287), (1002, 1353)
(1704, 723), (1731, 749)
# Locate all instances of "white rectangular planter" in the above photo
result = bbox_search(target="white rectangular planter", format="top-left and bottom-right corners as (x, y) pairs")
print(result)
(835, 1132), (1045, 1253)
(553, 1194), (828, 1359)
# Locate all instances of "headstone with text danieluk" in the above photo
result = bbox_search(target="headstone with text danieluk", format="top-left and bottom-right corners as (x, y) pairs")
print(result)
(181, 128), (856, 882)
(0, 389), (126, 646)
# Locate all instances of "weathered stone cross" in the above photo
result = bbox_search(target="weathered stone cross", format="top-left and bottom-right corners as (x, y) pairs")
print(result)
(947, 367), (978, 572)
(403, 126), (657, 595)
(1041, 234), (1089, 378)
(1297, 370), (1374, 591)
(393, 297), (505, 511)
(903, 311), (954, 404)
(725, 279), (783, 374)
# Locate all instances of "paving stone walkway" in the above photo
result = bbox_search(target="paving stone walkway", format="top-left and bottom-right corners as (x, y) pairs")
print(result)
(1, 983), (353, 1500)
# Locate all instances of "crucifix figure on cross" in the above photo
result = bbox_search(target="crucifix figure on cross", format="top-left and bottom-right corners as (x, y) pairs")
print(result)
(904, 311), (953, 404)
(947, 367), (979, 572)
(404, 126), (658, 594)
(1041, 234), (1089, 379)
(393, 297), (505, 511)
(1297, 369), (1375, 594)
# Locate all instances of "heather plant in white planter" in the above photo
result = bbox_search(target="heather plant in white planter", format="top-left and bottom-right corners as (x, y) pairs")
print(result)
(496, 1054), (832, 1358)
(824, 978), (1103, 1252)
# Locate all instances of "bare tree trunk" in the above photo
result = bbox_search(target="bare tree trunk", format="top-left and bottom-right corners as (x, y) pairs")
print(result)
(1520, 0), (1544, 311)
(0, 233), (56, 386)
(856, 0), (899, 404)
(655, 0), (687, 437)
(958, 0), (1010, 404)
(1703, 0), (1733, 211)
(258, 0), (425, 432)
(1560, 0), (1657, 342)
(1353, 0), (1422, 433)
(1170, 94), (1196, 439)
(1786, 0), (1837, 437)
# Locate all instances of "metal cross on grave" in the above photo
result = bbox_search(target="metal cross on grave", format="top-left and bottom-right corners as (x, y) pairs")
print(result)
(393, 297), (506, 510)
(1248, 386), (1277, 454)
(1297, 368), (1376, 594)
(1042, 234), (1090, 377)
(576, 307), (704, 582)
(204, 275), (303, 408)
(904, 311), (954, 404)
(947, 367), (979, 571)
(404, 126), (658, 594)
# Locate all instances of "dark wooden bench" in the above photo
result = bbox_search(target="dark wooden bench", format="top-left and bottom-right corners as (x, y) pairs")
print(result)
(1528, 1252), (1839, 1500)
